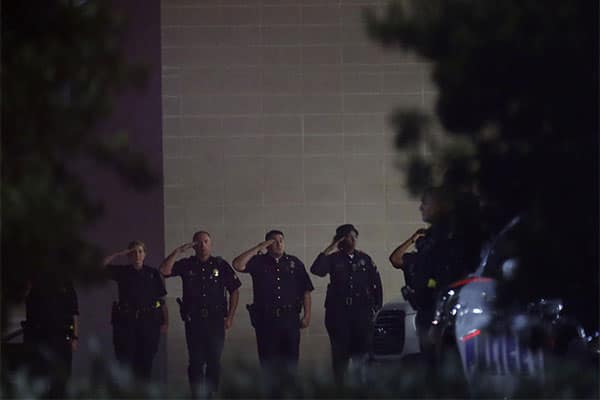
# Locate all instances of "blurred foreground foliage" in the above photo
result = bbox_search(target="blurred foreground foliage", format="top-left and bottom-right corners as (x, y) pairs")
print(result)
(1, 1), (157, 325)
(1, 349), (598, 398)
(365, 0), (598, 333)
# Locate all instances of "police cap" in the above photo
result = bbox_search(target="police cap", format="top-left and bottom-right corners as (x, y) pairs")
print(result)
(334, 224), (358, 241)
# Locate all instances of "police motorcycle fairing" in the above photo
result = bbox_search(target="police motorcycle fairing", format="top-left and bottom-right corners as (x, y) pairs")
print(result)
(430, 215), (596, 397)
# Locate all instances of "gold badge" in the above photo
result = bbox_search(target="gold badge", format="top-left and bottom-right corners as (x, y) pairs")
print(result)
(212, 268), (219, 277)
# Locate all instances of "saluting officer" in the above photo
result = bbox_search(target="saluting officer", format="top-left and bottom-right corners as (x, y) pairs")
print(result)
(23, 275), (79, 397)
(103, 240), (168, 380)
(232, 230), (313, 371)
(389, 187), (468, 353)
(160, 231), (240, 397)
(310, 224), (382, 386)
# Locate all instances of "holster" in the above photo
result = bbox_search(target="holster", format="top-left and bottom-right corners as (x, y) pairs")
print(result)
(177, 298), (191, 323)
(246, 304), (257, 328)
(112, 301), (163, 325)
(401, 285), (419, 310)
(111, 301), (120, 325)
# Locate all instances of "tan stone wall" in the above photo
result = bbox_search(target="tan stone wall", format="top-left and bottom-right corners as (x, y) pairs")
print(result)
(160, 0), (435, 389)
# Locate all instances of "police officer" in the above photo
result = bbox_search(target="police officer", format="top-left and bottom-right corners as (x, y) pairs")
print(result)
(232, 230), (313, 372)
(160, 231), (240, 397)
(310, 224), (382, 386)
(23, 276), (79, 397)
(389, 187), (469, 352)
(103, 240), (168, 380)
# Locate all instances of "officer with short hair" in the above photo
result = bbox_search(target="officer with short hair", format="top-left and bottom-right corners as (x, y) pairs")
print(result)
(103, 240), (168, 380)
(23, 276), (79, 397)
(310, 224), (382, 386)
(389, 187), (468, 352)
(160, 231), (240, 397)
(232, 230), (313, 371)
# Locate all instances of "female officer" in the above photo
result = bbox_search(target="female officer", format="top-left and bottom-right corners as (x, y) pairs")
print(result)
(103, 240), (168, 380)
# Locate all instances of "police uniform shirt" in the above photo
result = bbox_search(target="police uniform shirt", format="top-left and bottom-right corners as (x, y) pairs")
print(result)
(243, 253), (314, 308)
(26, 279), (79, 328)
(165, 256), (241, 308)
(402, 222), (463, 293)
(107, 265), (167, 308)
(311, 251), (382, 309)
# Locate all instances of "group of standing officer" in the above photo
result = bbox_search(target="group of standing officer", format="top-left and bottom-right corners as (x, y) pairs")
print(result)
(26, 211), (466, 396)
(95, 224), (381, 396)
(155, 224), (382, 395)
(21, 223), (386, 397)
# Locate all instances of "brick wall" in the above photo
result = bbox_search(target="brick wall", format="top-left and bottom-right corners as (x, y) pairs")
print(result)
(160, 0), (435, 388)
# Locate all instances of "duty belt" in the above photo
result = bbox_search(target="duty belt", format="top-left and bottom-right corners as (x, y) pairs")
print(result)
(340, 295), (371, 307)
(262, 304), (299, 318)
(115, 301), (162, 319)
(177, 299), (227, 321)
(328, 285), (370, 307)
(193, 308), (211, 318)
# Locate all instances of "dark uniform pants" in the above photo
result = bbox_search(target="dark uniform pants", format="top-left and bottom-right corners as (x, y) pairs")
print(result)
(184, 314), (225, 393)
(254, 313), (301, 370)
(325, 305), (373, 385)
(415, 307), (437, 367)
(24, 328), (73, 398)
(113, 313), (161, 380)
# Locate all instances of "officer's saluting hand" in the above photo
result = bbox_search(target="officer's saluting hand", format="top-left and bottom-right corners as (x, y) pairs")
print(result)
(388, 228), (427, 270)
(162, 241), (196, 264)
(103, 247), (134, 262)
(322, 237), (344, 256)
(230, 238), (275, 270)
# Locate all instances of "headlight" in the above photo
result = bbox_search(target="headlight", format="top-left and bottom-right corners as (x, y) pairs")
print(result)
(433, 288), (458, 327)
